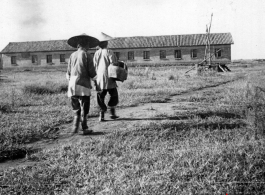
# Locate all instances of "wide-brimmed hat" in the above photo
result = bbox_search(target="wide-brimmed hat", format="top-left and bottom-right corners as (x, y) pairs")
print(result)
(97, 32), (114, 42)
(67, 33), (99, 48)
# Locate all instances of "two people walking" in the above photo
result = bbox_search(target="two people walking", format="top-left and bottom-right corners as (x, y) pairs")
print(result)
(66, 33), (119, 135)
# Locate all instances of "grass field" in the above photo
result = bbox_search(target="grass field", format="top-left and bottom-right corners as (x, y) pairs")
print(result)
(0, 64), (265, 194)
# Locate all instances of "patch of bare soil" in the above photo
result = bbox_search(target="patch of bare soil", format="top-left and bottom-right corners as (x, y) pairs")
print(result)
(0, 78), (245, 170)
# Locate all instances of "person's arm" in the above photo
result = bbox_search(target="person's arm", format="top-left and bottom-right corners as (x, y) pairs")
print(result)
(66, 55), (71, 80)
(86, 53), (97, 79)
(92, 51), (99, 81)
(93, 51), (99, 71)
(108, 50), (118, 66)
(92, 52), (100, 91)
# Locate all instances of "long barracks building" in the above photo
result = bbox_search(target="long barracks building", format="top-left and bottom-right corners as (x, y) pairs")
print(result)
(0, 33), (233, 69)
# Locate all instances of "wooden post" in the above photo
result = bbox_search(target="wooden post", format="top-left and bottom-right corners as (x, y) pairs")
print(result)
(204, 25), (208, 63)
(203, 14), (213, 68)
(208, 14), (213, 66)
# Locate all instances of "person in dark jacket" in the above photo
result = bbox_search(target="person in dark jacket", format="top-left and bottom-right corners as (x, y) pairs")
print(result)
(66, 34), (99, 134)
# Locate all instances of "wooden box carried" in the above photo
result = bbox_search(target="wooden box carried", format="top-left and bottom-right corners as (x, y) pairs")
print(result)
(108, 61), (128, 82)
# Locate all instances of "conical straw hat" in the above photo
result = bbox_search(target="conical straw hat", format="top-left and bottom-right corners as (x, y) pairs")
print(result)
(67, 33), (99, 48)
(97, 32), (114, 42)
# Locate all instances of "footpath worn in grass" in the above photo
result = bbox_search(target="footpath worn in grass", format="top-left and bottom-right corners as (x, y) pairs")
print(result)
(0, 65), (265, 194)
(0, 67), (242, 161)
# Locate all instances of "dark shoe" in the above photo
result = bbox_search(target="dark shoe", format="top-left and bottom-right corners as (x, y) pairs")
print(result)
(110, 115), (119, 119)
(99, 112), (105, 122)
(81, 120), (88, 131)
(110, 108), (119, 119)
(72, 115), (80, 133)
(83, 129), (93, 135)
(81, 115), (88, 130)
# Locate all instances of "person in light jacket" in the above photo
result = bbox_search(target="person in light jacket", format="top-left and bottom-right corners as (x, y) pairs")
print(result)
(66, 34), (98, 134)
(93, 33), (119, 122)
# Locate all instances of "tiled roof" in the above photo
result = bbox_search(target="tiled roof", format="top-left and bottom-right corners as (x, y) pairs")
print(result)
(109, 33), (233, 48)
(1, 40), (75, 53)
(1, 33), (233, 53)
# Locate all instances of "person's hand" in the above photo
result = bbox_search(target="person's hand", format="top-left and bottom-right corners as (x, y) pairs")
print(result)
(92, 75), (97, 81)
(94, 81), (100, 91)
(66, 73), (70, 80)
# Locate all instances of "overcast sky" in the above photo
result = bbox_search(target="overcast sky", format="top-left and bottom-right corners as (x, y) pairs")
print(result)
(0, 0), (264, 59)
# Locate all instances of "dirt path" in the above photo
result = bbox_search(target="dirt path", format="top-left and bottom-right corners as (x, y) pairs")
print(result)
(0, 77), (244, 170)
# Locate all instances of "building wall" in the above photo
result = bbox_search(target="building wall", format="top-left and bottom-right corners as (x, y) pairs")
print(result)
(2, 51), (76, 68)
(0, 54), (3, 69)
(1, 44), (231, 68)
(112, 44), (231, 65)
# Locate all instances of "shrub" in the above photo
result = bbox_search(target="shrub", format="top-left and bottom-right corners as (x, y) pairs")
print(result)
(151, 72), (156, 80)
(22, 82), (68, 95)
(168, 75), (175, 80)
(0, 103), (12, 113)
(245, 85), (265, 136)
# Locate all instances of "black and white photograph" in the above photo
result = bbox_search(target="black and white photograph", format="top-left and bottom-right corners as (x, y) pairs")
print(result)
(0, 0), (264, 194)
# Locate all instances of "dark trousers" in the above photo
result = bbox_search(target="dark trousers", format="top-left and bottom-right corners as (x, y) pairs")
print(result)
(97, 88), (119, 112)
(71, 96), (90, 117)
